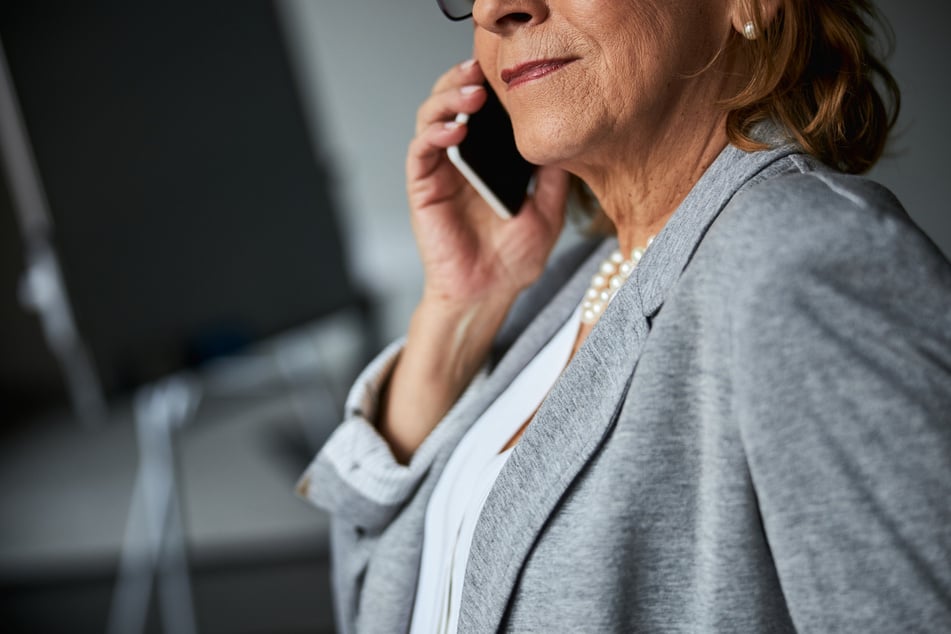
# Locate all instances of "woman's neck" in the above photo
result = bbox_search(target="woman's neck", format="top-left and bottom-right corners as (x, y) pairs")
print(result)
(577, 113), (730, 254)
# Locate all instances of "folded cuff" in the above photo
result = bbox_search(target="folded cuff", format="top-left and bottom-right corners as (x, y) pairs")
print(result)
(296, 338), (488, 532)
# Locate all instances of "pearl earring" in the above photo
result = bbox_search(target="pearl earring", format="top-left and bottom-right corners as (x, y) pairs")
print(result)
(742, 21), (758, 40)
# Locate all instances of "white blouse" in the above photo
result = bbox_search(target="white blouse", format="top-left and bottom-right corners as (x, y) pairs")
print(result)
(409, 305), (582, 634)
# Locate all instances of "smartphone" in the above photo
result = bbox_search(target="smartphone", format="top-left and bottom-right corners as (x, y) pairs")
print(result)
(447, 82), (535, 219)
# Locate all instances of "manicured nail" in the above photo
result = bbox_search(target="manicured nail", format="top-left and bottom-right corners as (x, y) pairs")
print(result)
(460, 58), (478, 71)
(443, 121), (463, 130)
(460, 84), (483, 96)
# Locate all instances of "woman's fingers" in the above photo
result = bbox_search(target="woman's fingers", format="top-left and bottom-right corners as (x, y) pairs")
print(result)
(407, 59), (489, 194)
(430, 58), (483, 95)
(406, 120), (469, 204)
(415, 84), (486, 135)
(415, 60), (486, 134)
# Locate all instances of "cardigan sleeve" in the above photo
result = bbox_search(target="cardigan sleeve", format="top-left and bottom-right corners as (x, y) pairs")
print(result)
(730, 173), (951, 632)
(296, 338), (489, 534)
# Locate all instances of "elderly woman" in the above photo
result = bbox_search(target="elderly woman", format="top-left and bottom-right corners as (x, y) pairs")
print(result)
(298, 0), (951, 632)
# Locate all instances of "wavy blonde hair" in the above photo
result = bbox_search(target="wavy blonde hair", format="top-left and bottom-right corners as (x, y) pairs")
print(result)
(727, 0), (900, 174)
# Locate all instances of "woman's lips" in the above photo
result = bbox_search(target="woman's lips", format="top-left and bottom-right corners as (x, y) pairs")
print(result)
(501, 58), (577, 88)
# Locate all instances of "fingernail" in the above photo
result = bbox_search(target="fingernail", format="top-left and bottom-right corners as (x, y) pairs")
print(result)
(443, 121), (463, 130)
(460, 58), (478, 71)
(460, 84), (483, 96)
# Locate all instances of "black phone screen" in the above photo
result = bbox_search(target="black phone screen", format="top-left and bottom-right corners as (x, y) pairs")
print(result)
(457, 82), (535, 215)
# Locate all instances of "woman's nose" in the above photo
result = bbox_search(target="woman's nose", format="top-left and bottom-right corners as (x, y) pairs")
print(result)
(472, 0), (549, 34)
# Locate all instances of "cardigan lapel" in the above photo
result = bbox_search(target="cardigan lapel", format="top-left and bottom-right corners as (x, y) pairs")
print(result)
(472, 239), (620, 413)
(457, 140), (801, 632)
(377, 241), (613, 634)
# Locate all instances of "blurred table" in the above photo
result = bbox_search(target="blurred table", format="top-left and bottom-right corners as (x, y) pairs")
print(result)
(0, 315), (365, 633)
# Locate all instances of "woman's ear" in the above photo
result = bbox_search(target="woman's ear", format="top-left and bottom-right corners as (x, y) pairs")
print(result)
(730, 0), (782, 39)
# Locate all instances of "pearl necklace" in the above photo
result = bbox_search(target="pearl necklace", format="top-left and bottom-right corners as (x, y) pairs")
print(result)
(581, 237), (654, 325)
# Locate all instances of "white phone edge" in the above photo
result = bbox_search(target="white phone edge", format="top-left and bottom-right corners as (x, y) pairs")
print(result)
(446, 112), (514, 220)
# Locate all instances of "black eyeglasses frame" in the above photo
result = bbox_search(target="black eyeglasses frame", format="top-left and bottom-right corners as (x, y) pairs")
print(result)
(436, 0), (473, 21)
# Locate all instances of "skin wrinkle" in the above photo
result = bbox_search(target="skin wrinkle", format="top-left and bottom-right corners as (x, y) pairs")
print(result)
(313, 5), (949, 631)
(473, 0), (748, 254)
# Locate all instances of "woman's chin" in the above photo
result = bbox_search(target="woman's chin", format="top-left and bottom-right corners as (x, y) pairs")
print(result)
(512, 118), (595, 169)
(515, 136), (578, 169)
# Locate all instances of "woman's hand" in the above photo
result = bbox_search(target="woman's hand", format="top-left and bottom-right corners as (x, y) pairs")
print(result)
(406, 59), (569, 308)
(380, 60), (570, 463)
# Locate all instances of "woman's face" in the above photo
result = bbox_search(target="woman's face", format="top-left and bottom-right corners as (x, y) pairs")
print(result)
(472, 0), (737, 170)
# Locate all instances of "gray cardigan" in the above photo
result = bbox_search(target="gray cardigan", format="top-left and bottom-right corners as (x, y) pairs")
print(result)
(298, 138), (951, 633)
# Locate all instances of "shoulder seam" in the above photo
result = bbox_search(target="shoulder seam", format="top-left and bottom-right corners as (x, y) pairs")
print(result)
(785, 155), (870, 210)
(804, 172), (870, 209)
(788, 154), (813, 174)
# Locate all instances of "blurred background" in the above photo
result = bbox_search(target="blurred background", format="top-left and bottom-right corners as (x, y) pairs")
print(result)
(0, 1), (947, 632)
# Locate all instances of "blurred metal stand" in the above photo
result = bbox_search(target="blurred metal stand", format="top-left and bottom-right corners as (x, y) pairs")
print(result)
(104, 331), (344, 634)
(0, 35), (107, 428)
(108, 376), (201, 634)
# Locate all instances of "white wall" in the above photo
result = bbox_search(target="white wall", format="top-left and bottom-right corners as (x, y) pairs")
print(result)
(868, 0), (951, 258)
(276, 1), (471, 339)
(277, 0), (951, 339)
